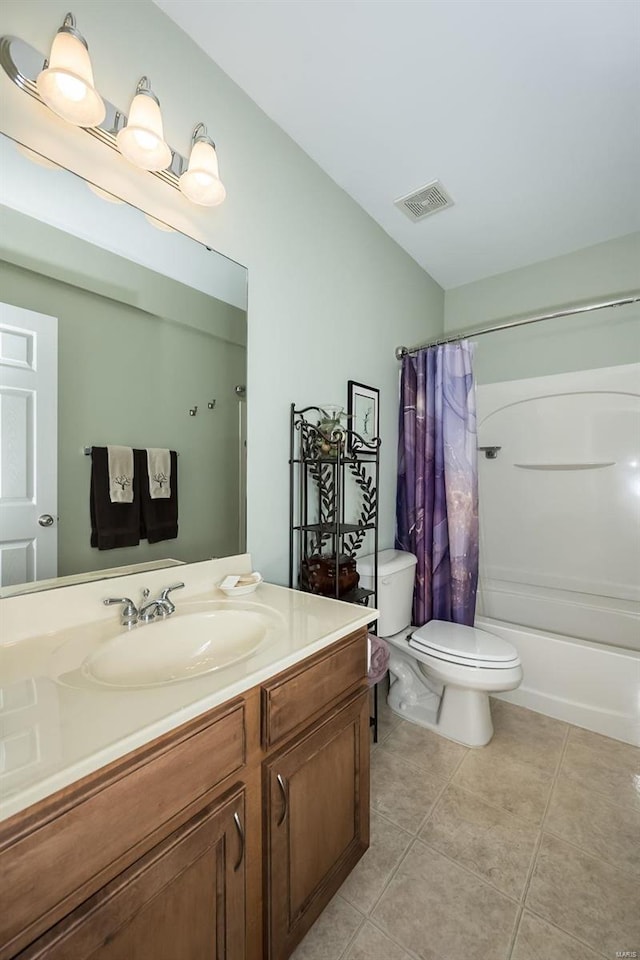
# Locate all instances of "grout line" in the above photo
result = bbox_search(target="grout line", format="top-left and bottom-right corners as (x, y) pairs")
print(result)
(524, 904), (610, 959)
(519, 724), (570, 899)
(505, 905), (525, 960)
(412, 773), (452, 836)
(335, 910), (366, 960)
(557, 766), (640, 815)
(363, 835), (423, 920)
(365, 916), (423, 960)
(373, 738), (467, 782)
(541, 826), (640, 882)
(503, 723), (570, 959)
(414, 834), (523, 906)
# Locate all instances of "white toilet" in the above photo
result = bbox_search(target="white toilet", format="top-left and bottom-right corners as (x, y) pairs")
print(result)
(358, 549), (523, 747)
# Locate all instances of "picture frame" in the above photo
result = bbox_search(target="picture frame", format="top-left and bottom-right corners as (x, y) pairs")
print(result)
(347, 381), (379, 451)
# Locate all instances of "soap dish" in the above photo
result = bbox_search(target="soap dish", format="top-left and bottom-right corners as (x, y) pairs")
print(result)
(219, 572), (263, 597)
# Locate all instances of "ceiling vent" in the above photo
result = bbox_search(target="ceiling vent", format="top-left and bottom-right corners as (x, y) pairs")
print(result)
(395, 179), (454, 222)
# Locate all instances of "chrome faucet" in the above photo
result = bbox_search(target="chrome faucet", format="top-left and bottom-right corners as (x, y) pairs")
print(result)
(138, 583), (185, 621)
(104, 582), (185, 624)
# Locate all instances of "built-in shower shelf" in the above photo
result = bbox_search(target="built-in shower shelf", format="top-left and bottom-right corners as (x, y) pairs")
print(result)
(513, 462), (615, 471)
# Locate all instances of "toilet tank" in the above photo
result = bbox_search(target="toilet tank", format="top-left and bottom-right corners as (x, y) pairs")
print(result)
(358, 549), (417, 637)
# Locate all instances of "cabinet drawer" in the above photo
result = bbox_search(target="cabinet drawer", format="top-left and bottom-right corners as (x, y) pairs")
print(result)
(0, 700), (245, 959)
(261, 629), (367, 748)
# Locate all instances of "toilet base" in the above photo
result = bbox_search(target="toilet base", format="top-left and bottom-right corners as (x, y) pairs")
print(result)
(385, 635), (522, 747)
(388, 677), (494, 747)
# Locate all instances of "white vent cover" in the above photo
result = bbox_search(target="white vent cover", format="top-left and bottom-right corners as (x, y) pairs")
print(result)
(395, 180), (454, 222)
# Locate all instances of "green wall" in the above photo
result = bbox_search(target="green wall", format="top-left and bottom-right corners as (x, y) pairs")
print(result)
(444, 232), (640, 384)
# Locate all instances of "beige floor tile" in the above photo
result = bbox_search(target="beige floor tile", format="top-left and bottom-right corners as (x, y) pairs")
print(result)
(560, 726), (640, 810)
(419, 784), (539, 900)
(289, 895), (363, 960)
(526, 833), (640, 957)
(371, 746), (446, 834)
(511, 911), (605, 960)
(343, 921), (414, 960)
(488, 699), (568, 774)
(339, 811), (412, 915)
(545, 772), (640, 876)
(372, 839), (518, 960)
(452, 748), (554, 824)
(382, 720), (467, 780)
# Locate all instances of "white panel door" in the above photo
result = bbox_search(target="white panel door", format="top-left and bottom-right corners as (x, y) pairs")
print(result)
(0, 302), (58, 587)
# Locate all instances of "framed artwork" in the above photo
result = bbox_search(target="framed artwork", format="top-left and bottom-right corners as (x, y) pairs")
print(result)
(348, 381), (379, 451)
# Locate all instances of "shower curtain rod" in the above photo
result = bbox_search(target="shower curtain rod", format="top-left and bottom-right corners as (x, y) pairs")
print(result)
(394, 293), (640, 359)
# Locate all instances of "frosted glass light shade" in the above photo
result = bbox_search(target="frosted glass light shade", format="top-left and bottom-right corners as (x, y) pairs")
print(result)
(144, 213), (175, 232)
(15, 143), (60, 169)
(36, 30), (105, 127)
(179, 139), (226, 206)
(87, 183), (124, 204)
(116, 91), (171, 172)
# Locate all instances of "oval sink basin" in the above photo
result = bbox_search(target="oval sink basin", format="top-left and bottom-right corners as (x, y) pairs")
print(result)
(83, 606), (270, 687)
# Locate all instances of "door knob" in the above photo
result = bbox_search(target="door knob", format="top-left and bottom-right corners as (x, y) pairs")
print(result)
(38, 514), (55, 527)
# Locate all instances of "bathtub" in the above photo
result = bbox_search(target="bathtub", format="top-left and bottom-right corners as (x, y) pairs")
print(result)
(474, 362), (640, 746)
(476, 617), (640, 746)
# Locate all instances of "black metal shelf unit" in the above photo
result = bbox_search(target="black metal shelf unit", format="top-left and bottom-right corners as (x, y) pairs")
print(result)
(288, 402), (380, 611)
(289, 403), (382, 741)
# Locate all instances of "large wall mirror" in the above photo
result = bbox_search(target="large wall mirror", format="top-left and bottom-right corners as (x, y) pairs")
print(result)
(0, 133), (247, 597)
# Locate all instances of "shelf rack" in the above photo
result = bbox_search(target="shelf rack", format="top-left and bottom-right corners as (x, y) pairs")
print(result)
(288, 403), (382, 737)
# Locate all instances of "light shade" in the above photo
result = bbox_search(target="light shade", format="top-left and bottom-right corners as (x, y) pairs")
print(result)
(179, 125), (226, 206)
(144, 213), (175, 232)
(116, 78), (172, 172)
(36, 15), (105, 127)
(87, 182), (124, 204)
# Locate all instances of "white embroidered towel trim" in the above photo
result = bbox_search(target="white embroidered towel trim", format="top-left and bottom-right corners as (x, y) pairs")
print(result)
(107, 446), (134, 503)
(147, 448), (171, 499)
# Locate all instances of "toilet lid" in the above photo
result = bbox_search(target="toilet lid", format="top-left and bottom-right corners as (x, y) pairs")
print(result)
(410, 620), (517, 663)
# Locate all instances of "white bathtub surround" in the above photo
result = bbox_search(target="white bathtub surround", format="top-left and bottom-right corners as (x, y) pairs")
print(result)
(478, 617), (640, 747)
(0, 555), (377, 820)
(476, 362), (640, 651)
(473, 362), (640, 747)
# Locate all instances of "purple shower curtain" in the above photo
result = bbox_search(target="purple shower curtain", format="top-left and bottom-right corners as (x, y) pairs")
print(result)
(396, 342), (479, 626)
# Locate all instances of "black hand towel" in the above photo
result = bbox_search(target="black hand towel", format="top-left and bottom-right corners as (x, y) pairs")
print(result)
(137, 449), (178, 544)
(90, 446), (141, 549)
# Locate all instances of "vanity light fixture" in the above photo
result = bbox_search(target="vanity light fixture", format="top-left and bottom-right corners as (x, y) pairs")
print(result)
(116, 76), (172, 172)
(36, 13), (105, 127)
(1, 26), (226, 208)
(179, 123), (226, 207)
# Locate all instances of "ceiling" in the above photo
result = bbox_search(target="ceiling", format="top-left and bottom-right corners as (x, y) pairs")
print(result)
(154, 0), (640, 289)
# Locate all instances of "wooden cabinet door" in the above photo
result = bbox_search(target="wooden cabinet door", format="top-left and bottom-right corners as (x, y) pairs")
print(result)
(19, 786), (247, 960)
(264, 691), (369, 960)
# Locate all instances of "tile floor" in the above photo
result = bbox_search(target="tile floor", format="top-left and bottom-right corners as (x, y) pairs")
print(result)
(291, 687), (640, 960)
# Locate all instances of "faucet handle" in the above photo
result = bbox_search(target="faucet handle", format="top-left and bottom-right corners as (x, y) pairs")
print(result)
(160, 582), (185, 601)
(104, 597), (138, 623)
(158, 582), (185, 615)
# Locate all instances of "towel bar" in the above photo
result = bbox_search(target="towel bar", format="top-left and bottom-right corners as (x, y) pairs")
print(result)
(83, 447), (179, 456)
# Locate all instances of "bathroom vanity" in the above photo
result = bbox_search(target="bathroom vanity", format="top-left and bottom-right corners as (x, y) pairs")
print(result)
(0, 558), (375, 960)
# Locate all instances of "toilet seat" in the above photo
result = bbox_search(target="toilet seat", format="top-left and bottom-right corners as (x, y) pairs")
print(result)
(409, 619), (520, 669)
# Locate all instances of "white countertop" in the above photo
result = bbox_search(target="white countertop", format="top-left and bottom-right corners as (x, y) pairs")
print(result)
(0, 557), (376, 822)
